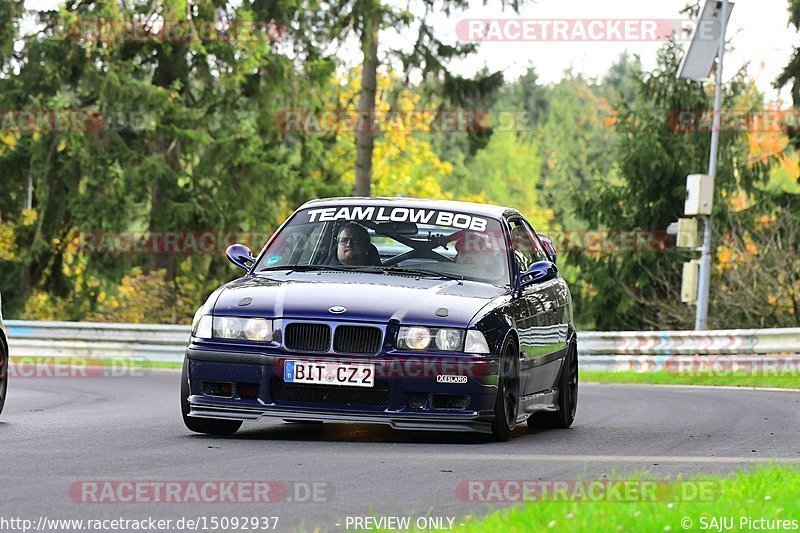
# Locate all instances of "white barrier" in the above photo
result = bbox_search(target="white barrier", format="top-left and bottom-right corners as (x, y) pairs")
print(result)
(6, 320), (189, 362)
(5, 320), (800, 369)
(577, 328), (800, 356)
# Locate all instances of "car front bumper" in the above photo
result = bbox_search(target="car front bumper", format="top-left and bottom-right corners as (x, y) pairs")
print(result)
(185, 345), (501, 434)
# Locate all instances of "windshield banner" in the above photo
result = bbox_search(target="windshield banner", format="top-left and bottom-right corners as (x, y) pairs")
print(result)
(302, 206), (490, 232)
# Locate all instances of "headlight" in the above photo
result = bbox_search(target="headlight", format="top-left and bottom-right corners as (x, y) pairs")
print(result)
(191, 310), (212, 338)
(398, 327), (464, 351)
(214, 316), (243, 339)
(398, 326), (431, 350)
(243, 318), (273, 342)
(209, 316), (274, 342)
(434, 328), (463, 351)
(464, 330), (490, 354)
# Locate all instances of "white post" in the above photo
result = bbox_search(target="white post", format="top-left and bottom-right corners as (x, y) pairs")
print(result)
(695, 0), (729, 330)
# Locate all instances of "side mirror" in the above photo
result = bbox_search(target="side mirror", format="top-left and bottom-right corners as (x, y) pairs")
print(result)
(539, 234), (557, 264)
(518, 260), (558, 289)
(225, 243), (255, 271)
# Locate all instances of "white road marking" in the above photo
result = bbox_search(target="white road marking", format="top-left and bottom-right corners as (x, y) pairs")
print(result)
(583, 382), (800, 393)
(381, 453), (800, 464)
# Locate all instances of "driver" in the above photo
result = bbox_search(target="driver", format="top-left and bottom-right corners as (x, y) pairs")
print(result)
(336, 223), (371, 266)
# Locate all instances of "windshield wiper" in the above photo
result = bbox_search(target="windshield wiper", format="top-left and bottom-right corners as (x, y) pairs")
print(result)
(258, 264), (462, 280)
(258, 264), (357, 274)
(377, 266), (463, 280)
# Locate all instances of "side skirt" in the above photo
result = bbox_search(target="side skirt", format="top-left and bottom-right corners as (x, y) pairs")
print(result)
(517, 388), (558, 423)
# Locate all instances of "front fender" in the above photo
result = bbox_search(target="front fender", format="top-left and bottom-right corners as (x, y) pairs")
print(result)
(472, 307), (516, 356)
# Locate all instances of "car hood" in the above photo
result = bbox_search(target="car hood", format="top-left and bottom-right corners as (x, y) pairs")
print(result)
(212, 272), (508, 327)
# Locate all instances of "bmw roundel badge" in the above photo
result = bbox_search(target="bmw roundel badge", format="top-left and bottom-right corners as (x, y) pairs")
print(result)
(329, 305), (347, 314)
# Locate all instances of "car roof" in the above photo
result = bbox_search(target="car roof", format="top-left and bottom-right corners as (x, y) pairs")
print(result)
(299, 197), (521, 220)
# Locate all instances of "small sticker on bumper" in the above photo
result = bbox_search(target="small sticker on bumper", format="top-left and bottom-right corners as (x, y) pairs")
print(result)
(436, 375), (468, 384)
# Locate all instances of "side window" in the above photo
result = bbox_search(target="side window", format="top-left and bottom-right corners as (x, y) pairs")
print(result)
(508, 218), (547, 271)
(296, 223), (324, 264)
(520, 219), (549, 263)
(263, 223), (324, 267)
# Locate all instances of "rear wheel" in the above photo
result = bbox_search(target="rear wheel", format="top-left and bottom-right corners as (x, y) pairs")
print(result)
(491, 340), (520, 441)
(181, 358), (242, 436)
(527, 334), (578, 430)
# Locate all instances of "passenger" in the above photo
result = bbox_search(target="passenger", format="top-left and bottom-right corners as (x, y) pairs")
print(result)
(455, 232), (504, 279)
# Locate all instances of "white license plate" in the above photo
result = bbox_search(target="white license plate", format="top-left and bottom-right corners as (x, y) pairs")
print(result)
(284, 360), (375, 388)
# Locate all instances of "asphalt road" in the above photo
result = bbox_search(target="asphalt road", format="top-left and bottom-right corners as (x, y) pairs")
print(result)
(1, 369), (799, 532)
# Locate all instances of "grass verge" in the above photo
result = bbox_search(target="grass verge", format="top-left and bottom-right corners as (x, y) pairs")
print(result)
(582, 370), (800, 389)
(8, 356), (182, 370)
(453, 465), (800, 532)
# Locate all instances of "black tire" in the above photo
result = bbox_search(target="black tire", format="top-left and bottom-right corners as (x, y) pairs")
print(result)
(491, 340), (520, 441)
(180, 358), (242, 436)
(0, 343), (8, 416)
(527, 334), (578, 430)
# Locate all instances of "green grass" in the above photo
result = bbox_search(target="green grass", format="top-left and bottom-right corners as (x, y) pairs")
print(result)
(101, 358), (182, 370)
(452, 465), (800, 532)
(9, 356), (182, 370)
(582, 370), (800, 389)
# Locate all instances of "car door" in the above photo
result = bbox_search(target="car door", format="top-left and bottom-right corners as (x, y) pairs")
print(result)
(508, 217), (570, 396)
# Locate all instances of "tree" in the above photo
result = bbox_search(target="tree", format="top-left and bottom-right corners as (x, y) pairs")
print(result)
(534, 70), (618, 230)
(440, 130), (550, 229)
(777, 0), (800, 109)
(572, 40), (771, 329)
(327, 0), (521, 195)
(0, 0), (341, 320)
(323, 69), (454, 198)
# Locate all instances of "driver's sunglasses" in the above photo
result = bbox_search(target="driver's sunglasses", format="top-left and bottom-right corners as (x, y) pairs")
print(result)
(338, 238), (360, 245)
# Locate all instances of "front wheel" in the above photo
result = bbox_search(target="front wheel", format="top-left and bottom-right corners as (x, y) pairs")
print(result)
(527, 334), (578, 430)
(491, 341), (520, 441)
(181, 358), (242, 436)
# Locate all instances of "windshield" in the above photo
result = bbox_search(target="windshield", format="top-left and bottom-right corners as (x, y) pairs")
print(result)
(253, 205), (511, 285)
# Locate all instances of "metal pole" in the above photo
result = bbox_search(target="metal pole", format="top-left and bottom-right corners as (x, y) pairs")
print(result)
(695, 0), (728, 330)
